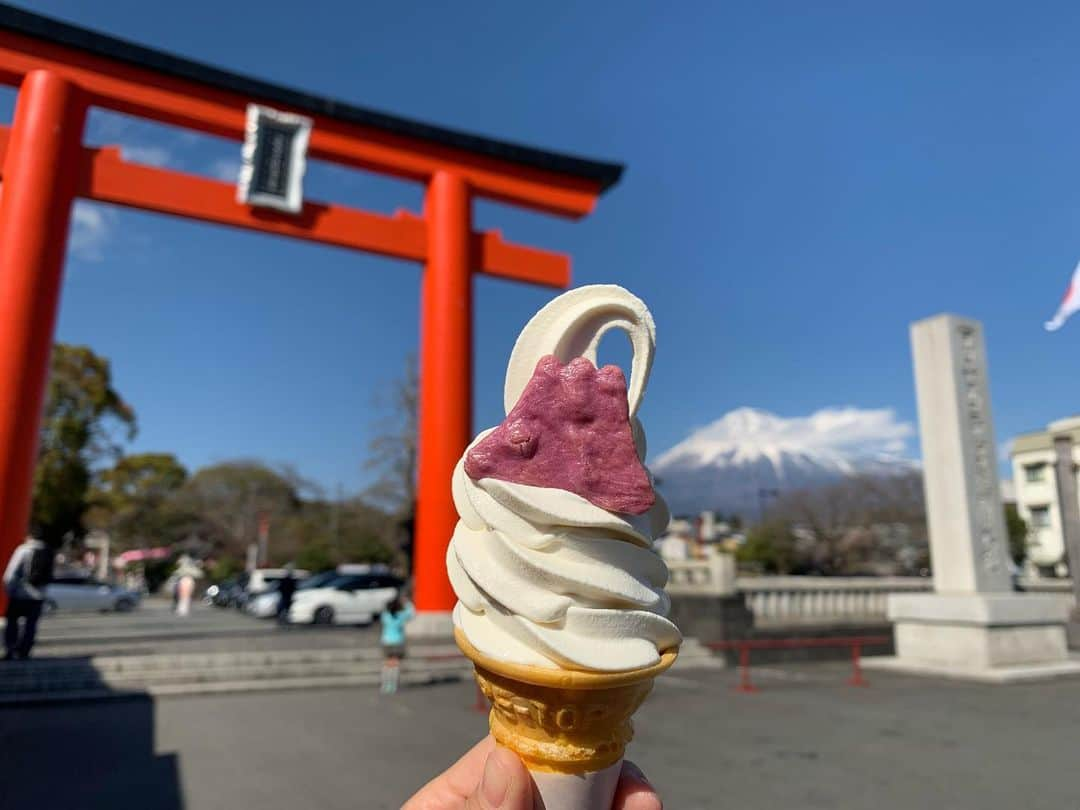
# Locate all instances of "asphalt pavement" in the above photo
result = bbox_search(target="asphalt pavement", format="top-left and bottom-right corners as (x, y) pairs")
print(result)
(31, 598), (383, 658)
(2, 659), (1079, 809)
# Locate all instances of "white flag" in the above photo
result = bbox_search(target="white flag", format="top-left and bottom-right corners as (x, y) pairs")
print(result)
(1045, 260), (1080, 331)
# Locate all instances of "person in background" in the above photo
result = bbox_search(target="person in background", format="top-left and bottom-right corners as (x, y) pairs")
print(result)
(3, 536), (54, 661)
(173, 555), (202, 617)
(379, 592), (415, 694)
(176, 573), (194, 616)
(276, 563), (297, 625)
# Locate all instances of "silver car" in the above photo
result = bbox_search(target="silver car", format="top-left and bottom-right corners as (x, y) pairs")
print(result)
(44, 575), (141, 613)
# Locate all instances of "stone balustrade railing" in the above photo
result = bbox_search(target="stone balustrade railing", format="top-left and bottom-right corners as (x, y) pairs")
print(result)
(736, 576), (932, 625)
(665, 554), (1076, 625)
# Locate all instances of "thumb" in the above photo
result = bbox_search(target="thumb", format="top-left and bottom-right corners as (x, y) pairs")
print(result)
(465, 746), (534, 810)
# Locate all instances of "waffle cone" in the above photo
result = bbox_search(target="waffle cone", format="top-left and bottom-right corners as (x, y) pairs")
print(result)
(455, 627), (678, 774)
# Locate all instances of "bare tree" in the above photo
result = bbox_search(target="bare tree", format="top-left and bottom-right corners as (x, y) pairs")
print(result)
(363, 355), (418, 563)
(769, 473), (928, 575)
(172, 460), (303, 560)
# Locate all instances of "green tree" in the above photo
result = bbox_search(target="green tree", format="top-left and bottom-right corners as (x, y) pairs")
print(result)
(294, 542), (337, 573)
(277, 497), (394, 569)
(163, 461), (395, 572)
(172, 461), (304, 559)
(32, 344), (136, 546)
(86, 453), (189, 551)
(1004, 503), (1028, 565)
(737, 519), (799, 574)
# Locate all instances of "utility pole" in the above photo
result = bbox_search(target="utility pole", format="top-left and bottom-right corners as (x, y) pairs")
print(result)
(244, 480), (258, 571)
(257, 512), (270, 567)
(330, 481), (342, 546)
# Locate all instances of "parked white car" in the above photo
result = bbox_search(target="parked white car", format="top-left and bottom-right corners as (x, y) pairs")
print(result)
(246, 588), (281, 618)
(246, 568), (309, 596)
(246, 569), (339, 618)
(288, 572), (404, 625)
(44, 575), (141, 613)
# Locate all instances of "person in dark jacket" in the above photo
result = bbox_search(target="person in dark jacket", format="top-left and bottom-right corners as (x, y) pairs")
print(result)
(276, 564), (298, 624)
(3, 537), (52, 660)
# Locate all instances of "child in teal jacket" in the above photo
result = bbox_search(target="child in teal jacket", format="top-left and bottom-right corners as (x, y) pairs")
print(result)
(380, 595), (414, 694)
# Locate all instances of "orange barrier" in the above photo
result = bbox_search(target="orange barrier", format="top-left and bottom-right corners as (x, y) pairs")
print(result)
(706, 636), (891, 693)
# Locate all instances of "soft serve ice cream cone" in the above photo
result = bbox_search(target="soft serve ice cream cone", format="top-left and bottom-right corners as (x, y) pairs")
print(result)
(446, 285), (681, 809)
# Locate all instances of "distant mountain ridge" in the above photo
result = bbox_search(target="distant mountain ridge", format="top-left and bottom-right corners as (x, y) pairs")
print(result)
(651, 406), (917, 517)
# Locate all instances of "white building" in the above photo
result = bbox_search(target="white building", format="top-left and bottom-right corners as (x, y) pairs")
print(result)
(1010, 416), (1080, 573)
(654, 511), (738, 562)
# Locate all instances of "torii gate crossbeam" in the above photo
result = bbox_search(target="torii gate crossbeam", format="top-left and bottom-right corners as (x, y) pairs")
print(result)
(0, 7), (621, 625)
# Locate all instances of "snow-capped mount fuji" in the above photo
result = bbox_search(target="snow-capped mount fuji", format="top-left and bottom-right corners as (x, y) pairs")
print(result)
(650, 406), (917, 518)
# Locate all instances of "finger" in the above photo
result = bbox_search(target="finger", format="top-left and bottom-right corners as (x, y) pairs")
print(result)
(464, 746), (534, 810)
(442, 736), (498, 798)
(403, 735), (495, 809)
(612, 760), (662, 810)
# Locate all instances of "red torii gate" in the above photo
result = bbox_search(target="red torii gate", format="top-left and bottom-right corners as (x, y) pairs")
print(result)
(0, 7), (621, 622)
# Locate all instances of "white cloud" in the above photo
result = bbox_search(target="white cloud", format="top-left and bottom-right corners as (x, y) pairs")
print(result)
(68, 201), (115, 262)
(120, 144), (172, 167)
(656, 406), (916, 468)
(209, 158), (241, 182)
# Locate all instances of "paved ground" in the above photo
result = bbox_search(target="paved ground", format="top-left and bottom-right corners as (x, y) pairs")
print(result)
(32, 598), (382, 657)
(2, 660), (1079, 809)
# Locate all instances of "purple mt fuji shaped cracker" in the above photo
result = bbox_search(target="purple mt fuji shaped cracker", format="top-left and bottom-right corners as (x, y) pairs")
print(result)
(464, 355), (655, 515)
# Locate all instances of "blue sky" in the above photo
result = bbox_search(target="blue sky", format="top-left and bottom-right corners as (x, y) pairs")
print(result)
(12, 1), (1080, 493)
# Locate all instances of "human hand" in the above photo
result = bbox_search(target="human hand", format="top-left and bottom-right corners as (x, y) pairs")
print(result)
(403, 735), (661, 810)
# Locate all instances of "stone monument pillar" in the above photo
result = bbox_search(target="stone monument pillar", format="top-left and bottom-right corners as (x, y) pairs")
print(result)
(1052, 435), (1080, 644)
(870, 314), (1079, 682)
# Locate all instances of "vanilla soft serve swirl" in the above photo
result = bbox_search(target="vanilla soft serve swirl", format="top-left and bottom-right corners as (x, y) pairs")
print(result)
(446, 285), (682, 672)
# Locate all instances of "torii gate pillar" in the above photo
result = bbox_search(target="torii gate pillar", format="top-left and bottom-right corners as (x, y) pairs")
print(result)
(413, 171), (472, 628)
(0, 71), (85, 609)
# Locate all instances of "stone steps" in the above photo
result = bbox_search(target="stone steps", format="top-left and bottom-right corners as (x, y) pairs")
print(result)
(0, 645), (469, 703)
(0, 638), (722, 703)
(88, 643), (461, 672)
(0, 657), (469, 690)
